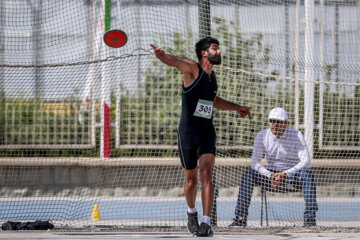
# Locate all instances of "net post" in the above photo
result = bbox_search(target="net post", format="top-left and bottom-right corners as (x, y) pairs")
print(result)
(101, 0), (111, 158)
(211, 165), (218, 227)
(0, 0), (4, 103)
(304, 0), (315, 158)
(199, 0), (217, 225)
(104, 0), (111, 32)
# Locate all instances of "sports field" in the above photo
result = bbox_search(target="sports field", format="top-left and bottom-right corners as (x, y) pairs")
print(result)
(0, 230), (359, 240)
(1, 198), (359, 228)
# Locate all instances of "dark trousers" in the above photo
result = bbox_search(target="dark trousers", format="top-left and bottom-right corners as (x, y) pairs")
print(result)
(234, 169), (318, 220)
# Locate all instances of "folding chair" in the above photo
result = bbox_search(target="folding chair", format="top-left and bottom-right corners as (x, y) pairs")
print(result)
(260, 183), (302, 226)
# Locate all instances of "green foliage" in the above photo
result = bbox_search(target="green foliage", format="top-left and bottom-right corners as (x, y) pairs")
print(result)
(210, 17), (275, 151)
(0, 95), (93, 157)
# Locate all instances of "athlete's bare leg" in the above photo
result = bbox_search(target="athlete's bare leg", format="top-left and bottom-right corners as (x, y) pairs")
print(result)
(198, 153), (215, 217)
(183, 168), (198, 209)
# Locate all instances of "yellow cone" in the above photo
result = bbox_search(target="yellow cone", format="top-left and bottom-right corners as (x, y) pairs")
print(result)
(91, 204), (101, 221)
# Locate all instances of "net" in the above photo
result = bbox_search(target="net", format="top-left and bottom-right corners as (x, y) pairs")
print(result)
(0, 0), (360, 229)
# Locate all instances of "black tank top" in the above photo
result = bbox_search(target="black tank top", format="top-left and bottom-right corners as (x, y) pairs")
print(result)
(179, 63), (218, 134)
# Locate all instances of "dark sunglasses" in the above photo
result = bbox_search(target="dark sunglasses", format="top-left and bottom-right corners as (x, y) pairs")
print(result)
(269, 119), (286, 124)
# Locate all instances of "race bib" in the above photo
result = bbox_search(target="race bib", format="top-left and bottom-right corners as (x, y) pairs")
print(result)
(193, 99), (213, 119)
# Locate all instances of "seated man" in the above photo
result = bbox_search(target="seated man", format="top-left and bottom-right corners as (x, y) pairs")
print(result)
(230, 107), (318, 227)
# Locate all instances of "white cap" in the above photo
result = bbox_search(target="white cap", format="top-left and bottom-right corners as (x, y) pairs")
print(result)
(268, 107), (288, 121)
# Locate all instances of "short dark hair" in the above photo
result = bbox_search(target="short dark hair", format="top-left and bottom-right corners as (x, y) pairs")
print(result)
(195, 37), (220, 61)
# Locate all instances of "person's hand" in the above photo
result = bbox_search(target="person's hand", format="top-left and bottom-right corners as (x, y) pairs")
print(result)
(150, 44), (165, 59)
(236, 106), (252, 120)
(270, 171), (287, 190)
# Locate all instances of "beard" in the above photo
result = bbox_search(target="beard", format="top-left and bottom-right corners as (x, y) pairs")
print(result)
(208, 53), (221, 65)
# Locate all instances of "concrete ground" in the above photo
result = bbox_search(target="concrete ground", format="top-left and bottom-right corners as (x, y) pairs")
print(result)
(0, 228), (359, 240)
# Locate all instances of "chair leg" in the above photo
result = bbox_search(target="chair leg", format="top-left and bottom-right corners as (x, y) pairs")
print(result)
(264, 189), (268, 226)
(260, 188), (264, 226)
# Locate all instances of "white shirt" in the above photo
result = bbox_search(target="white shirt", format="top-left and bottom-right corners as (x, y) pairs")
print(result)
(251, 127), (311, 178)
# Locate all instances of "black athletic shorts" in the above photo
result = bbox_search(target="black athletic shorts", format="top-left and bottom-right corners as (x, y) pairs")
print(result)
(177, 126), (216, 170)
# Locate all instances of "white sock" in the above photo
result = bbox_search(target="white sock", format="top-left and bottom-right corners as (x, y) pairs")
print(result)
(202, 215), (211, 226)
(187, 207), (197, 214)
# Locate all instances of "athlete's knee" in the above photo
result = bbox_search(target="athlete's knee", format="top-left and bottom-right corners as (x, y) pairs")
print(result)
(185, 177), (197, 190)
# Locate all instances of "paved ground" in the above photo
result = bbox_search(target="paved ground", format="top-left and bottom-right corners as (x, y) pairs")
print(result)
(0, 228), (359, 240)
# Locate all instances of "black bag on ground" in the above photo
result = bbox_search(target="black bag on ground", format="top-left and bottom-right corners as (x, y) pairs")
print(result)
(2, 220), (54, 230)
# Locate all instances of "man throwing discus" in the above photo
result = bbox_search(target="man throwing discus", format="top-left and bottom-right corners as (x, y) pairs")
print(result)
(150, 37), (251, 237)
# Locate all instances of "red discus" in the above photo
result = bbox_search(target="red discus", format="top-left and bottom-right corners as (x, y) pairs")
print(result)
(103, 29), (127, 48)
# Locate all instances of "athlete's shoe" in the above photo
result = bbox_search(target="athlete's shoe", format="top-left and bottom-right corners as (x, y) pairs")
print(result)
(196, 222), (213, 237)
(228, 218), (247, 227)
(187, 212), (199, 234)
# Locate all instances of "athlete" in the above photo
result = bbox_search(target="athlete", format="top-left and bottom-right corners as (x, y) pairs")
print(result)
(150, 37), (251, 237)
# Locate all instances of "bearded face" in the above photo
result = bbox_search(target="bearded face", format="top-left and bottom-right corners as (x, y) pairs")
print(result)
(207, 51), (222, 65)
